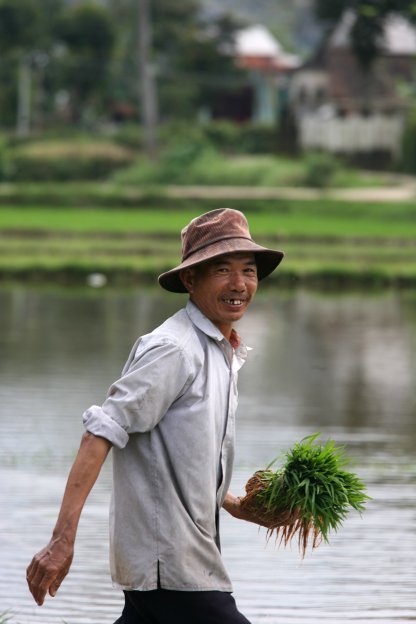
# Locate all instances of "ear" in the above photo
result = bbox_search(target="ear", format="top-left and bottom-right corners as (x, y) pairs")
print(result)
(179, 268), (195, 293)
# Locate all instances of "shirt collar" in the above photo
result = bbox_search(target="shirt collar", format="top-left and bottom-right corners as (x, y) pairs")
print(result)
(185, 300), (224, 342)
(185, 300), (251, 368)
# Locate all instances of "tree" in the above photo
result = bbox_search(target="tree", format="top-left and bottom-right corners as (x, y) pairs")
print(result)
(314, 0), (416, 66)
(104, 0), (244, 121)
(0, 0), (59, 135)
(56, 2), (115, 123)
(0, 0), (244, 133)
(153, 1), (244, 119)
(138, 0), (158, 155)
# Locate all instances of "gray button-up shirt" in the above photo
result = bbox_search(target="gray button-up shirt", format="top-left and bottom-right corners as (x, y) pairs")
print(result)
(83, 300), (248, 591)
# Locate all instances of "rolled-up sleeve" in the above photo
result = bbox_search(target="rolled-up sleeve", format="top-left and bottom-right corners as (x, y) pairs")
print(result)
(83, 404), (129, 448)
(83, 338), (192, 449)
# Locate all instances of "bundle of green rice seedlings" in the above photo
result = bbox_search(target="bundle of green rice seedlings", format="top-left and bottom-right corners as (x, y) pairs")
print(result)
(240, 433), (370, 556)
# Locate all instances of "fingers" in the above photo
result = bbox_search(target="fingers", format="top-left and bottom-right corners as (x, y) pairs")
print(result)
(49, 568), (67, 597)
(26, 542), (73, 606)
(26, 555), (49, 606)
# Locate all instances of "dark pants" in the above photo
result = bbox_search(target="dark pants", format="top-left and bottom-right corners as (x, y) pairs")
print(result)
(114, 589), (251, 624)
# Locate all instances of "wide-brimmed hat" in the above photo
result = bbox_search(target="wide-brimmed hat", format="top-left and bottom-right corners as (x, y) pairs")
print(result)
(158, 208), (284, 293)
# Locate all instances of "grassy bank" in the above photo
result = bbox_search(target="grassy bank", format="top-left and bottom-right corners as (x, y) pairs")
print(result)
(111, 152), (393, 189)
(2, 133), (397, 189)
(1, 197), (416, 287)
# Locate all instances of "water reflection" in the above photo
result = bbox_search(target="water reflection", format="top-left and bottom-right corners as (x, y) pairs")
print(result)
(1, 285), (415, 623)
(239, 289), (416, 431)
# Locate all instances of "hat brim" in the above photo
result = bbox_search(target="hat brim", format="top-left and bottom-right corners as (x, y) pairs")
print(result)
(158, 238), (284, 293)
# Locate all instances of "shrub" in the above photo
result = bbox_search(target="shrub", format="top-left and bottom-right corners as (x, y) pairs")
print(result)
(111, 122), (143, 149)
(401, 104), (416, 174)
(236, 123), (279, 154)
(9, 140), (135, 181)
(159, 120), (278, 154)
(112, 124), (219, 185)
(158, 121), (210, 149)
(200, 120), (241, 151)
(201, 121), (280, 154)
(156, 139), (217, 183)
(302, 151), (339, 188)
(0, 135), (11, 181)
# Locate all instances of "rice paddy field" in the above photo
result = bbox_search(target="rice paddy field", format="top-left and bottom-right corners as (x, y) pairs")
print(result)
(1, 193), (416, 287)
(2, 286), (416, 623)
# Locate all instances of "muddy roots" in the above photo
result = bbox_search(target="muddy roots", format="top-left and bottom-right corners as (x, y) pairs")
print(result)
(240, 471), (322, 557)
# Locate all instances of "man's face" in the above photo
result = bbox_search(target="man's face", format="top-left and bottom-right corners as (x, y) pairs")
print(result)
(180, 252), (258, 338)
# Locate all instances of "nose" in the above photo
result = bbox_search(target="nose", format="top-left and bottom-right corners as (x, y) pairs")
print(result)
(229, 270), (246, 292)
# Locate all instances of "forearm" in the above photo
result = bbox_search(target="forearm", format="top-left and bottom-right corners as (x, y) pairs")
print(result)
(222, 491), (244, 520)
(52, 432), (112, 543)
(223, 490), (270, 526)
(27, 431), (112, 606)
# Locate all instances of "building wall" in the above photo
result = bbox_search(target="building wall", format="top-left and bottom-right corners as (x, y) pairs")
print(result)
(299, 112), (404, 158)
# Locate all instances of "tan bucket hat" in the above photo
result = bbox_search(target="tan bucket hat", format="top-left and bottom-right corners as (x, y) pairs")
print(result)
(158, 208), (284, 293)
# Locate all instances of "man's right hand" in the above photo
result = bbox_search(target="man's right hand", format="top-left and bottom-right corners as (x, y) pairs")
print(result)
(25, 432), (111, 606)
(26, 537), (74, 606)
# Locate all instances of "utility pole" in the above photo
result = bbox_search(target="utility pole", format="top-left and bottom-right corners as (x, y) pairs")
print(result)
(16, 54), (32, 138)
(138, 0), (158, 157)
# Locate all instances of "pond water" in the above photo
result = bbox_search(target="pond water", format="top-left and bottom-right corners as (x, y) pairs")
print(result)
(1, 285), (415, 624)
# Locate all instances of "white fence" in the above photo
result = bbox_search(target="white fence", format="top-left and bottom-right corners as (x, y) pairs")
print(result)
(299, 113), (404, 157)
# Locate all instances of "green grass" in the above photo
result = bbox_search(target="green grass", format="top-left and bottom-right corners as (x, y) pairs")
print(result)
(1, 201), (416, 238)
(1, 200), (416, 285)
(111, 152), (393, 189)
(12, 139), (132, 158)
(0, 206), (196, 233)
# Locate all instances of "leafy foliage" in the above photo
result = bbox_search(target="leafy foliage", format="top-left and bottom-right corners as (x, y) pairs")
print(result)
(8, 140), (134, 181)
(401, 103), (416, 173)
(303, 152), (339, 188)
(0, 0), (42, 51)
(56, 3), (115, 120)
(105, 0), (244, 119)
(0, 0), (114, 127)
(243, 433), (370, 555)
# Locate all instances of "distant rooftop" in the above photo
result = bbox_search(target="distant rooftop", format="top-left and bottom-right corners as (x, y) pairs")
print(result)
(384, 14), (416, 54)
(234, 25), (300, 69)
(330, 10), (416, 55)
(235, 25), (282, 57)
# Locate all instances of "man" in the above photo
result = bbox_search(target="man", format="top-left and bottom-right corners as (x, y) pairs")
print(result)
(26, 208), (284, 623)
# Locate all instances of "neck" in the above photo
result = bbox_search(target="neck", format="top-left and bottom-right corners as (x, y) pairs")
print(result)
(215, 322), (233, 342)
(215, 322), (241, 349)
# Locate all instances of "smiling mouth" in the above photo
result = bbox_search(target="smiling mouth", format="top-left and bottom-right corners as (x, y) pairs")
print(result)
(223, 298), (245, 306)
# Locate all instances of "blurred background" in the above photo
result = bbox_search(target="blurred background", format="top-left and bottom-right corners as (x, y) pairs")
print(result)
(0, 0), (416, 284)
(1, 1), (416, 623)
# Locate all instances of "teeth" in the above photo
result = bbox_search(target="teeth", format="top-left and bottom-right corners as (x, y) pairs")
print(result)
(224, 299), (243, 305)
